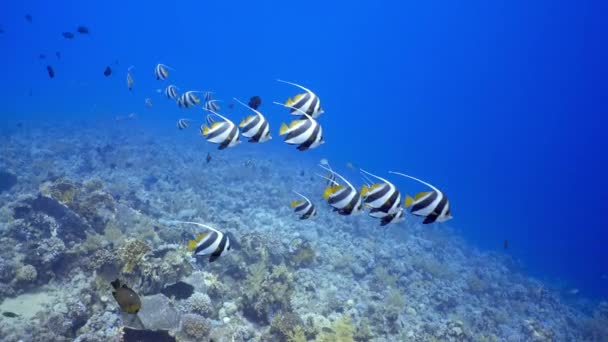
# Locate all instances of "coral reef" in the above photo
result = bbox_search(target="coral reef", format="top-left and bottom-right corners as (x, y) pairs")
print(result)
(0, 122), (600, 341)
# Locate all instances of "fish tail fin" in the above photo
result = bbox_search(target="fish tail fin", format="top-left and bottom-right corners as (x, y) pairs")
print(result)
(110, 278), (121, 289)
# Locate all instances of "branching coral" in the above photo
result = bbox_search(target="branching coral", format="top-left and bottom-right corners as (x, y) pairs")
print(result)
(242, 262), (295, 323)
(118, 239), (151, 273)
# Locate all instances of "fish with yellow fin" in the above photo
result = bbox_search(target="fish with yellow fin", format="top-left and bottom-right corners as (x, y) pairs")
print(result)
(111, 279), (141, 314)
(183, 221), (231, 262)
(359, 169), (402, 219)
(291, 191), (317, 220)
(235, 97), (271, 143)
(391, 171), (452, 224)
(200, 110), (241, 149)
(278, 79), (324, 118)
(275, 102), (324, 151)
(318, 164), (363, 216)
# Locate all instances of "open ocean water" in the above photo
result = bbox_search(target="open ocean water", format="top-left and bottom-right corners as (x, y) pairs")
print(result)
(0, 0), (607, 341)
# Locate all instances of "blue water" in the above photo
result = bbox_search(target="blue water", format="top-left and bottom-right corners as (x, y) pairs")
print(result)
(2, 0), (607, 300)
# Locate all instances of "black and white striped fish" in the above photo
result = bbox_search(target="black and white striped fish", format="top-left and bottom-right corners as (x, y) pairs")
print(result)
(275, 102), (324, 151)
(177, 91), (201, 108)
(389, 171), (452, 224)
(203, 99), (221, 112)
(319, 165), (363, 216)
(176, 119), (190, 130)
(291, 191), (317, 220)
(164, 85), (178, 99)
(182, 222), (231, 263)
(380, 207), (405, 226)
(278, 79), (324, 118)
(234, 98), (271, 143)
(360, 169), (402, 219)
(154, 63), (171, 80)
(200, 111), (241, 149)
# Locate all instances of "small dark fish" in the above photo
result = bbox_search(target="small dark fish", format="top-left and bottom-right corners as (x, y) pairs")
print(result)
(46, 65), (55, 78)
(2, 311), (20, 318)
(503, 239), (509, 250)
(56, 51), (61, 59)
(104, 66), (112, 77)
(248, 96), (262, 110)
(0, 27), (5, 34)
(206, 153), (212, 163)
(228, 103), (235, 109)
(25, 14), (32, 23)
(76, 25), (89, 34)
(39, 53), (46, 59)
(62, 32), (75, 39)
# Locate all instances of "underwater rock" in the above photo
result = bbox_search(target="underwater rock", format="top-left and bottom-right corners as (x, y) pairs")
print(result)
(9, 194), (91, 243)
(123, 327), (176, 342)
(0, 170), (17, 192)
(138, 294), (180, 331)
(287, 239), (316, 268)
(160, 281), (194, 300)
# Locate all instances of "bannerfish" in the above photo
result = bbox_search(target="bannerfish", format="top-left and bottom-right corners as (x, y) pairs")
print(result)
(104, 66), (112, 77)
(389, 171), (452, 224)
(76, 25), (89, 34)
(154, 63), (171, 80)
(203, 99), (221, 112)
(234, 97), (271, 143)
(278, 79), (324, 118)
(46, 65), (55, 78)
(319, 164), (363, 216)
(276, 103), (324, 151)
(200, 110), (241, 150)
(62, 32), (74, 39)
(176, 118), (190, 130)
(25, 14), (32, 23)
(360, 169), (402, 219)
(144, 98), (153, 108)
(177, 91), (202, 108)
(111, 279), (141, 314)
(183, 222), (231, 262)
(248, 95), (262, 110)
(127, 66), (134, 91)
(380, 208), (406, 226)
(164, 85), (178, 99)
(291, 191), (317, 220)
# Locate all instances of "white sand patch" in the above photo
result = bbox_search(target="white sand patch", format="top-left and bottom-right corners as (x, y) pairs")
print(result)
(0, 288), (58, 319)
